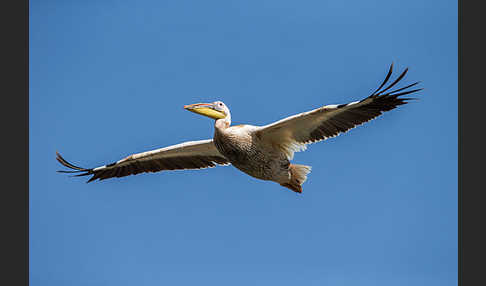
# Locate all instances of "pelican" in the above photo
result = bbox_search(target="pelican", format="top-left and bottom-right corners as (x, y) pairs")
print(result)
(57, 64), (421, 193)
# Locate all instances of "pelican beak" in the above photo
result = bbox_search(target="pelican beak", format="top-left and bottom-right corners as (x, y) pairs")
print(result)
(183, 103), (226, 119)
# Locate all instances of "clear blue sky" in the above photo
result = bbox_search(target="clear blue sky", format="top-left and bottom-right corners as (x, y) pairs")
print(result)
(30, 0), (457, 285)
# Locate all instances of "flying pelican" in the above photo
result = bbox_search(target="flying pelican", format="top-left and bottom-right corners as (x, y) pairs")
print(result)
(57, 64), (421, 193)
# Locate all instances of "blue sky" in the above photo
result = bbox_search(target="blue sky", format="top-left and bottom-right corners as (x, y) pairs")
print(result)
(30, 0), (457, 285)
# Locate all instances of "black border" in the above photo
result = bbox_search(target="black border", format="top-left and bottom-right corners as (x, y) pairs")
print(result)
(2, 0), (28, 285)
(460, 0), (485, 285)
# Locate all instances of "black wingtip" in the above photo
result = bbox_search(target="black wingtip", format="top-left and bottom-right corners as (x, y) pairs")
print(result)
(388, 81), (421, 95)
(376, 67), (409, 95)
(390, 88), (423, 97)
(371, 62), (394, 96)
(56, 151), (95, 184)
(57, 170), (83, 173)
(370, 63), (423, 100)
(399, 97), (420, 102)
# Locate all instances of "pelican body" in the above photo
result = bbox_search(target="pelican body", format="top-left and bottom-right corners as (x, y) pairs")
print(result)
(197, 106), (308, 192)
(213, 121), (302, 191)
(57, 64), (421, 193)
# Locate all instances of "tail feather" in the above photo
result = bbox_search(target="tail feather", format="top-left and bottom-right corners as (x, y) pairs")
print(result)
(280, 164), (312, 193)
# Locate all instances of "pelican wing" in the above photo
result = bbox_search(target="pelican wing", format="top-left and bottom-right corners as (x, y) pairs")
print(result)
(56, 139), (230, 182)
(255, 64), (422, 159)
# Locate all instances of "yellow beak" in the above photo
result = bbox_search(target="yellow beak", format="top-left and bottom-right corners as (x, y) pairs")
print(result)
(183, 103), (226, 119)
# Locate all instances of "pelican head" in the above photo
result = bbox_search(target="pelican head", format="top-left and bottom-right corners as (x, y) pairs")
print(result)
(184, 101), (230, 120)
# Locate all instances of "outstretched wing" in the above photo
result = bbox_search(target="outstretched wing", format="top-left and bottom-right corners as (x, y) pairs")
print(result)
(56, 139), (230, 182)
(255, 63), (422, 159)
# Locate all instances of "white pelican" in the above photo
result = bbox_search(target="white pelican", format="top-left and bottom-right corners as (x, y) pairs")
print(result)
(57, 64), (421, 193)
